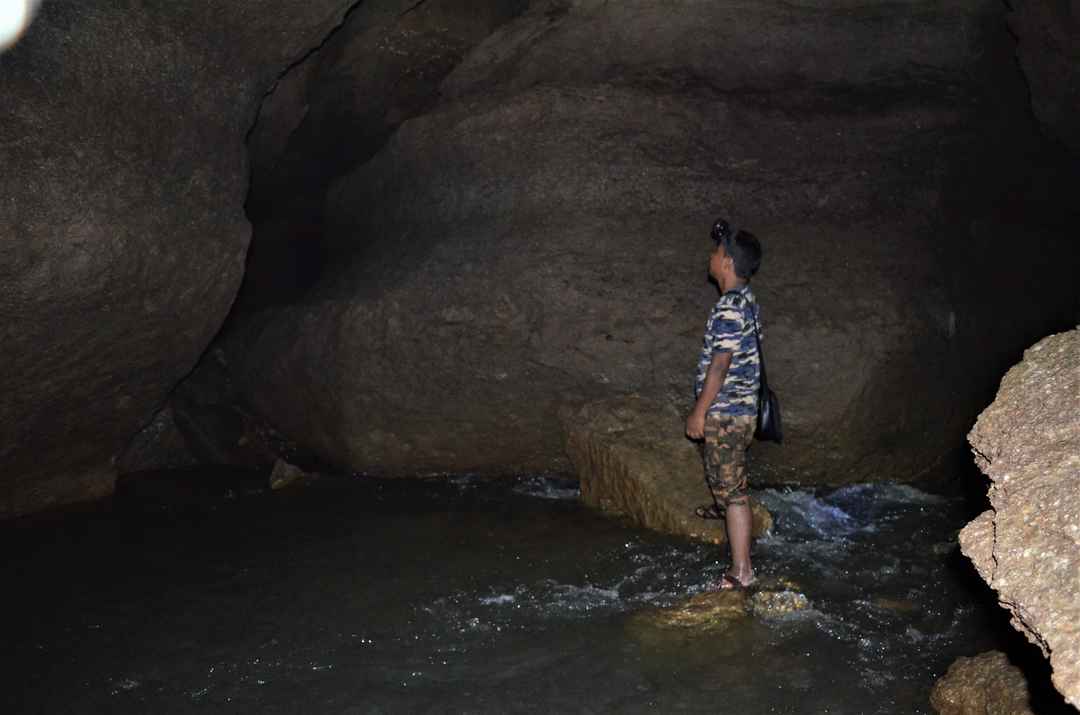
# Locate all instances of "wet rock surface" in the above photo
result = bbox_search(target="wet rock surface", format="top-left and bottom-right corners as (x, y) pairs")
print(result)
(561, 394), (772, 545)
(229, 0), (1079, 484)
(627, 576), (810, 636)
(0, 0), (356, 518)
(930, 650), (1034, 715)
(961, 329), (1080, 710)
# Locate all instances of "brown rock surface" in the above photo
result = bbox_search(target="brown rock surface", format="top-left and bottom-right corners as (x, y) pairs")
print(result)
(560, 395), (772, 545)
(241, 0), (528, 308)
(0, 1), (355, 517)
(627, 577), (810, 636)
(960, 329), (1080, 709)
(229, 0), (1079, 484)
(930, 650), (1034, 715)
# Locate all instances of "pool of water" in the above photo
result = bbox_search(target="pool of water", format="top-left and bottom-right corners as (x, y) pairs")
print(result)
(0, 472), (1037, 713)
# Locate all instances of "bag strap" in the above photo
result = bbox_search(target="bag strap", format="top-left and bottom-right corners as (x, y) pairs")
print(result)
(750, 301), (768, 391)
(722, 288), (768, 390)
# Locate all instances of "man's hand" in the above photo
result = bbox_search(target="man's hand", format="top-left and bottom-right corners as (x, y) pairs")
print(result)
(686, 409), (706, 440)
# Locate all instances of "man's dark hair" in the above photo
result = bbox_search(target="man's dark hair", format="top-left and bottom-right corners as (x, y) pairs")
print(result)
(711, 218), (762, 279)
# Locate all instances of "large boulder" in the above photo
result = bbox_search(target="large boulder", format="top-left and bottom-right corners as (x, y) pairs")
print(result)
(0, 1), (355, 518)
(560, 395), (772, 544)
(960, 329), (1080, 709)
(930, 651), (1034, 715)
(228, 0), (1079, 483)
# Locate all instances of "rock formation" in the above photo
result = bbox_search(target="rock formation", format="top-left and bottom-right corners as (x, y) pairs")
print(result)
(240, 0), (529, 310)
(226, 0), (1079, 483)
(930, 650), (1034, 715)
(3, 0), (1079, 516)
(0, 1), (356, 517)
(960, 329), (1080, 709)
(560, 394), (772, 545)
(628, 578), (810, 634)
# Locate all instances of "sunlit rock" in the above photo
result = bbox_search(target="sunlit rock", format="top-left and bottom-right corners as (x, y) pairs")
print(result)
(930, 650), (1034, 715)
(560, 394), (772, 545)
(960, 329), (1080, 709)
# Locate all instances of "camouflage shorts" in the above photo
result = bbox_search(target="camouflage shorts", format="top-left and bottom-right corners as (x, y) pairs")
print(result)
(701, 413), (755, 506)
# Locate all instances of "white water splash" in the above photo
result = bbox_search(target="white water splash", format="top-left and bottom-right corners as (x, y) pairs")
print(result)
(512, 475), (580, 501)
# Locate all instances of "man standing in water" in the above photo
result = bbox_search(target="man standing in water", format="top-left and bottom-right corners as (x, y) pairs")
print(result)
(685, 219), (763, 590)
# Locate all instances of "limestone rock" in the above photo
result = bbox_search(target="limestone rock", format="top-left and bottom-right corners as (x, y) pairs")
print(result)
(560, 395), (772, 545)
(269, 459), (311, 491)
(930, 651), (1034, 715)
(960, 329), (1080, 709)
(0, 1), (355, 518)
(119, 349), (286, 474)
(115, 407), (200, 474)
(229, 0), (1078, 485)
(630, 590), (750, 632)
(628, 577), (810, 634)
(750, 589), (811, 618)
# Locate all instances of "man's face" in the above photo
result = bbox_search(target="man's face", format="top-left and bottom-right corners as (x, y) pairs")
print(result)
(709, 243), (731, 282)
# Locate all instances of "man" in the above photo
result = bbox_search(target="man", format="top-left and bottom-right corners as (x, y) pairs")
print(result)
(685, 218), (763, 590)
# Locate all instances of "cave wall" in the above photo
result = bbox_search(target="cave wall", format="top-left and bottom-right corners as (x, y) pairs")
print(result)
(239, 0), (530, 310)
(3, 0), (1077, 516)
(0, 1), (357, 518)
(223, 0), (1079, 482)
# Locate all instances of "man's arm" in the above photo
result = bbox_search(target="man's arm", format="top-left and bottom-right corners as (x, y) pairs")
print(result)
(686, 351), (732, 439)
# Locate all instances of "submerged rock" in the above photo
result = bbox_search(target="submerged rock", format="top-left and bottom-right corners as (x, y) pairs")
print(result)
(631, 590), (750, 632)
(960, 329), (1080, 709)
(628, 577), (810, 636)
(561, 395), (772, 545)
(750, 589), (811, 618)
(930, 650), (1033, 715)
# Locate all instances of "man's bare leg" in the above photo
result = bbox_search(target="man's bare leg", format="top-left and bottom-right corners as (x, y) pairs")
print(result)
(724, 499), (754, 586)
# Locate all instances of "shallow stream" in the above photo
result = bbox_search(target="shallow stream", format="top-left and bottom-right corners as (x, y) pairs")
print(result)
(1, 473), (1045, 713)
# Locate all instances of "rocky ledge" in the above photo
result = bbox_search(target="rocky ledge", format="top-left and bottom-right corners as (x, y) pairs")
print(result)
(960, 328), (1080, 709)
(560, 394), (772, 545)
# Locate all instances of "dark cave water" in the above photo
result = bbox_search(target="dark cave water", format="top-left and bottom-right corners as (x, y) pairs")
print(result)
(1, 473), (1030, 714)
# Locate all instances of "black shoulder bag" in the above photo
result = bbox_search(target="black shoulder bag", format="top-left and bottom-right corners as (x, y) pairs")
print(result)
(750, 304), (782, 443)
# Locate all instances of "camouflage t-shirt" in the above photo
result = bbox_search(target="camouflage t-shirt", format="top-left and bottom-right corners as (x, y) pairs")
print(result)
(694, 285), (761, 417)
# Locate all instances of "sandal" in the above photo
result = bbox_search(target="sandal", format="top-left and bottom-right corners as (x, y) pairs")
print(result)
(717, 572), (756, 591)
(694, 503), (724, 520)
